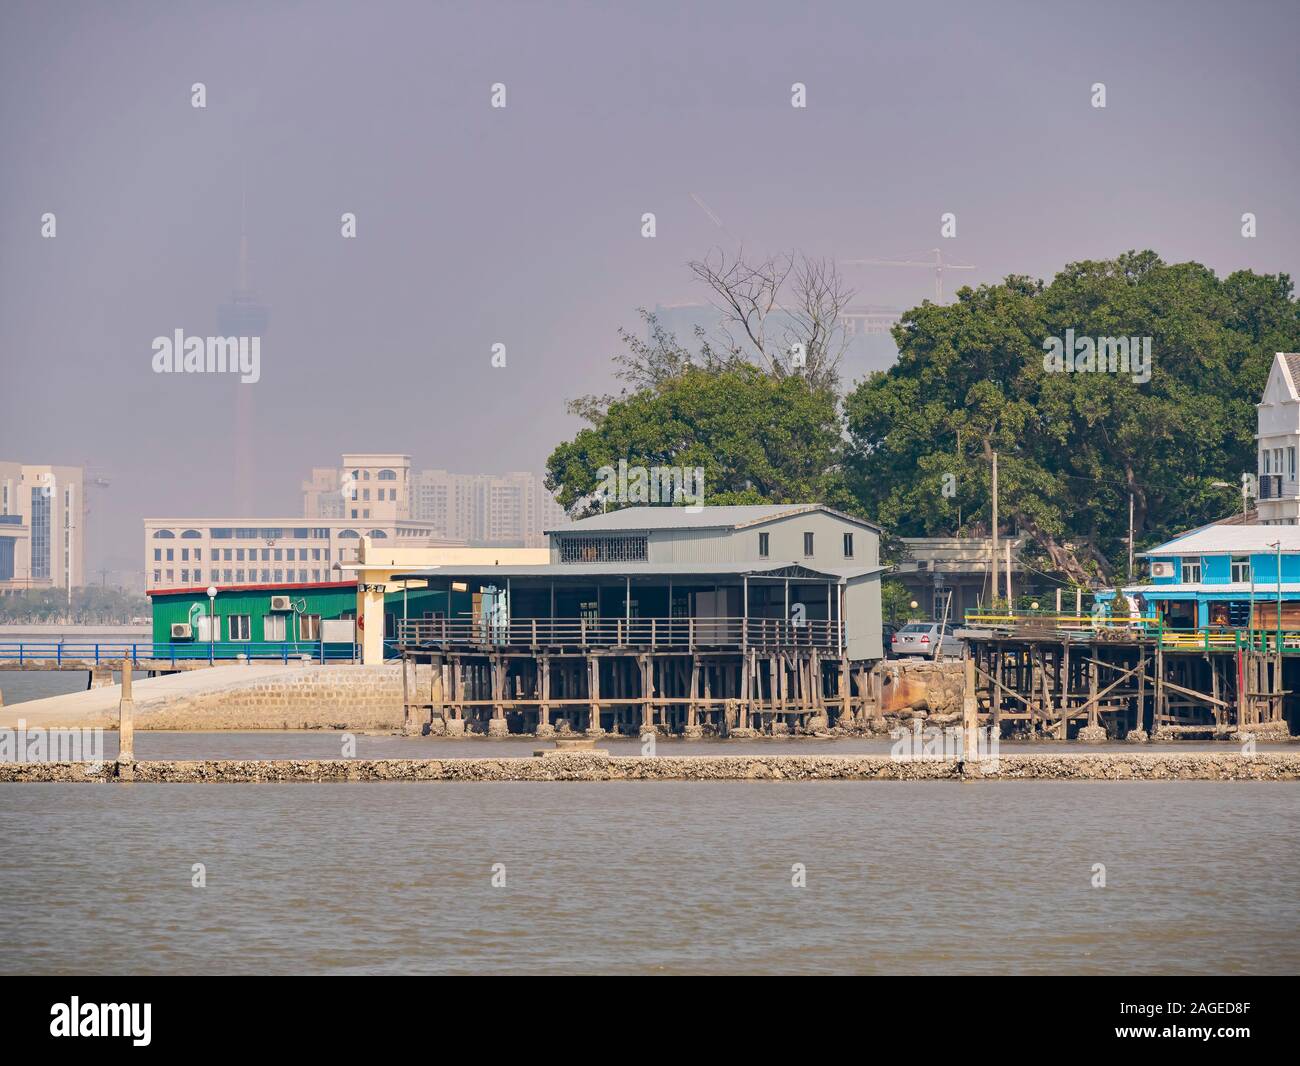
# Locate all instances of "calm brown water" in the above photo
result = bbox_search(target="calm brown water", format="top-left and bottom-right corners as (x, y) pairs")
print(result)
(1, 781), (1296, 974)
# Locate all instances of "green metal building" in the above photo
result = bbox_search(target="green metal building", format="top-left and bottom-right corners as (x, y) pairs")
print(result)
(148, 580), (452, 659)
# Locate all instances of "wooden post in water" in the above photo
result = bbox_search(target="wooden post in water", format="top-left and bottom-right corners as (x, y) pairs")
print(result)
(401, 655), (421, 736)
(488, 655), (508, 736)
(117, 657), (135, 775)
(962, 651), (979, 761)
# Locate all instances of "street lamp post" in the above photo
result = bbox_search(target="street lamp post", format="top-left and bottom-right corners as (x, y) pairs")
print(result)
(206, 586), (217, 664)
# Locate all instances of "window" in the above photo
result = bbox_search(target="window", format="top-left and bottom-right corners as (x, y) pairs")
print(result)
(154, 548), (161, 561)
(228, 615), (251, 640)
(559, 535), (648, 563)
(1182, 559), (1203, 584)
(803, 532), (814, 557)
(195, 614), (220, 641)
(264, 614), (286, 640)
(758, 532), (770, 558)
(843, 532), (854, 558)
(301, 614), (321, 640)
(1290, 448), (1297, 481)
(1231, 556), (1250, 583)
(378, 469), (397, 480)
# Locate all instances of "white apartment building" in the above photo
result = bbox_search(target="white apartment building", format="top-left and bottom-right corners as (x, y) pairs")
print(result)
(303, 453), (412, 522)
(143, 517), (454, 590)
(0, 461), (84, 592)
(1255, 353), (1300, 525)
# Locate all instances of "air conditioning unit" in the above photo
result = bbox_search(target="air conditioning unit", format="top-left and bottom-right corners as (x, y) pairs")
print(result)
(1150, 561), (1175, 579)
(171, 622), (193, 639)
(270, 595), (293, 611)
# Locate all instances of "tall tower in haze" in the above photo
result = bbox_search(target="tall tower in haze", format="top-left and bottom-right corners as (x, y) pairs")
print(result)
(217, 187), (269, 515)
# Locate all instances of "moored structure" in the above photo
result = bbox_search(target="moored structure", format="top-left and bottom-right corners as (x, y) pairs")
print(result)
(395, 505), (885, 736)
(960, 523), (1300, 740)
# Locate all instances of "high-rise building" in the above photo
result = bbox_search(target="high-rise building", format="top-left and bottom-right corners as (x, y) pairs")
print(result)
(304, 454), (411, 522)
(0, 461), (85, 593)
(218, 192), (270, 517)
(410, 469), (567, 547)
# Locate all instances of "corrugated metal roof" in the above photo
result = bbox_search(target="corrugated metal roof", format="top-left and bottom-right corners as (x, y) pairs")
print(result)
(390, 561), (884, 582)
(546, 504), (881, 534)
(1142, 526), (1300, 556)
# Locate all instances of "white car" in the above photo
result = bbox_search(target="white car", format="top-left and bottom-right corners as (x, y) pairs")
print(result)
(891, 621), (964, 659)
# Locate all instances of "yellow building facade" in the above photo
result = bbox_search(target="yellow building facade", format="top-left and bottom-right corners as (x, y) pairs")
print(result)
(342, 537), (549, 664)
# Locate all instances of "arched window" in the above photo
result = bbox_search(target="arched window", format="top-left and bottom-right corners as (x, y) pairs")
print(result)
(153, 529), (175, 539)
(180, 529), (202, 539)
(378, 469), (397, 481)
(368, 529), (388, 538)
(337, 529), (360, 539)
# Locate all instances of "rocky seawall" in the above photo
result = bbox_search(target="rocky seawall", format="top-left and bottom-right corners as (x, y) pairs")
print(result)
(2, 751), (1298, 783)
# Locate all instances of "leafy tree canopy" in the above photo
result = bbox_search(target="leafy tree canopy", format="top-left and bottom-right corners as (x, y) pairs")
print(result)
(548, 362), (850, 518)
(844, 250), (1299, 584)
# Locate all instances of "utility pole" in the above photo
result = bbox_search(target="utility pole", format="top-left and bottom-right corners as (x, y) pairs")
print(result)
(991, 451), (999, 608)
(1128, 493), (1135, 581)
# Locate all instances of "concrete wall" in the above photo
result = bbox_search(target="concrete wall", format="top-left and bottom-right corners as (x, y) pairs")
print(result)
(2, 663), (419, 731)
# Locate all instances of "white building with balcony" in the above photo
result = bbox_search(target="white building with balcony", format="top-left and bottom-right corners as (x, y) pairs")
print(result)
(1256, 353), (1300, 525)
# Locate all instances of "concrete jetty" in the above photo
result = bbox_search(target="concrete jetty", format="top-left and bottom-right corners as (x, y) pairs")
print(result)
(2, 751), (1298, 783)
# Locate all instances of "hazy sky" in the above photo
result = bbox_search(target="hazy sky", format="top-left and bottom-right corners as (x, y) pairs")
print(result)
(2, 0), (1297, 573)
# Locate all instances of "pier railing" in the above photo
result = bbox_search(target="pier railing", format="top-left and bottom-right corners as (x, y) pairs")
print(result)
(0, 641), (359, 667)
(397, 616), (842, 651)
(962, 611), (1300, 654)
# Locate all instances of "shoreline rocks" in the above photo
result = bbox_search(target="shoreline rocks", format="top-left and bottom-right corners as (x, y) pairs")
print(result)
(2, 751), (1298, 784)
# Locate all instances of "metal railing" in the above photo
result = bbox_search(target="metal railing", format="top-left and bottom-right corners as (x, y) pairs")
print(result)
(962, 610), (1300, 654)
(0, 641), (359, 665)
(397, 616), (842, 650)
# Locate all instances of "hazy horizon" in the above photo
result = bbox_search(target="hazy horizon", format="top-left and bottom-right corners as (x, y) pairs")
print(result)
(2, 0), (1298, 576)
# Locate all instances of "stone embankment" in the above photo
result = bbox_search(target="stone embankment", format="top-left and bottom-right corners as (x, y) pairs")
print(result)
(3, 751), (1298, 783)
(0, 663), (421, 732)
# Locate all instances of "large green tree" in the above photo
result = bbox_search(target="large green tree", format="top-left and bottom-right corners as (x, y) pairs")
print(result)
(547, 362), (849, 517)
(844, 251), (1299, 583)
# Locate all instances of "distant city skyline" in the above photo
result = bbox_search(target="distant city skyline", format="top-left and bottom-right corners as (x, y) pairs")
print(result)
(3, 0), (1297, 582)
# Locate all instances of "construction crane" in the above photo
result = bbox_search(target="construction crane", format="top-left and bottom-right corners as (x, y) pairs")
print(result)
(843, 248), (976, 303)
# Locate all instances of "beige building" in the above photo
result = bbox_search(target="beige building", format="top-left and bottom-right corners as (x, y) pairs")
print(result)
(304, 453), (413, 523)
(342, 537), (551, 664)
(144, 517), (456, 591)
(0, 461), (85, 593)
